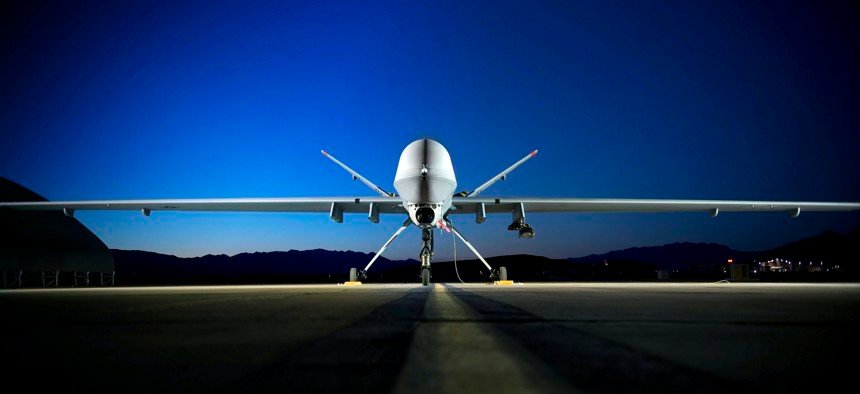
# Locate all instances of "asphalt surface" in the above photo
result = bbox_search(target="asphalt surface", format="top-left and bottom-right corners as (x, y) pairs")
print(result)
(3, 282), (859, 393)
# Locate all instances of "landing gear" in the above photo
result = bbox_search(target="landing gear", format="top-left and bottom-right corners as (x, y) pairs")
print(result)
(353, 217), (507, 286)
(420, 228), (434, 286)
(351, 219), (411, 284)
(348, 267), (366, 282)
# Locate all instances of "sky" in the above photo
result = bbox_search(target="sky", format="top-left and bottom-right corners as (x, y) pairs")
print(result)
(1, 1), (859, 260)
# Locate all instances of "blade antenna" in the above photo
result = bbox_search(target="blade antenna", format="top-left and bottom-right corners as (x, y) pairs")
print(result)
(466, 149), (538, 197)
(321, 150), (395, 197)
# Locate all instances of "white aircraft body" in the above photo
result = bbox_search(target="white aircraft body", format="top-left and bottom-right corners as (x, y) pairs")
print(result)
(3, 138), (859, 285)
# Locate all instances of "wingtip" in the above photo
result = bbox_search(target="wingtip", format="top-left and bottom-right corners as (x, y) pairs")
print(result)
(530, 149), (538, 157)
(321, 150), (328, 156)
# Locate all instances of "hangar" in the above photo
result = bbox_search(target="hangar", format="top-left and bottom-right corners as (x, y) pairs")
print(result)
(0, 177), (114, 288)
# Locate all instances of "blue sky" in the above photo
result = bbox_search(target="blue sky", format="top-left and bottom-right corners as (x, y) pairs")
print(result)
(2, 1), (858, 259)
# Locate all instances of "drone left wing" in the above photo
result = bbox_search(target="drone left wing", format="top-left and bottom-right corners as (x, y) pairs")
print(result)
(0, 197), (406, 222)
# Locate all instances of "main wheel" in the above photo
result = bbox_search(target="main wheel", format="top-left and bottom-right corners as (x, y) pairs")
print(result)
(349, 267), (358, 282)
(421, 267), (430, 286)
(499, 267), (508, 281)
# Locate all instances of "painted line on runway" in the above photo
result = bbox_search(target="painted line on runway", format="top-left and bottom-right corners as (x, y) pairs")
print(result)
(442, 283), (746, 393)
(394, 284), (569, 393)
(224, 286), (431, 392)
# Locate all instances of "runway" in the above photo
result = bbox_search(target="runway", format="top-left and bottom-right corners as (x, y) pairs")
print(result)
(3, 282), (859, 392)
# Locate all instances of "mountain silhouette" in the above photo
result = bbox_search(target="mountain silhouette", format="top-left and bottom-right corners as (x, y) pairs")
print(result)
(569, 242), (736, 271)
(112, 248), (419, 285)
(110, 229), (859, 285)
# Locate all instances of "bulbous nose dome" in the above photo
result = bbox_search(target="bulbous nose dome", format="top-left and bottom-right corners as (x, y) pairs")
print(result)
(393, 139), (457, 203)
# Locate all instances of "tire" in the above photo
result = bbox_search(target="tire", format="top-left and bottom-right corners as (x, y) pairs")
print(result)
(349, 267), (358, 282)
(421, 267), (430, 286)
(499, 267), (508, 281)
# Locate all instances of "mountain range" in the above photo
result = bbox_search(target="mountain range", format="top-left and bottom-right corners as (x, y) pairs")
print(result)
(112, 229), (859, 285)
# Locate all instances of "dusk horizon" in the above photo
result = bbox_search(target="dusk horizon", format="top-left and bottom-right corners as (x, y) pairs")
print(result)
(107, 226), (858, 261)
(3, 1), (858, 260)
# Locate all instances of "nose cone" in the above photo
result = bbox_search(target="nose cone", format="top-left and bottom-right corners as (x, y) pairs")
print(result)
(394, 139), (457, 203)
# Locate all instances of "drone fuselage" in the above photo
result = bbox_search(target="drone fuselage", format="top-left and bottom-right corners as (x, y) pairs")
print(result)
(394, 139), (457, 228)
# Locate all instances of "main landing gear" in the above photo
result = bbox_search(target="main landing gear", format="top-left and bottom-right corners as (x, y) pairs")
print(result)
(346, 219), (508, 286)
(348, 267), (367, 282)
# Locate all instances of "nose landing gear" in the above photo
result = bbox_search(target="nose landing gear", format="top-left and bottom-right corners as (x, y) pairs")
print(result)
(420, 227), (434, 286)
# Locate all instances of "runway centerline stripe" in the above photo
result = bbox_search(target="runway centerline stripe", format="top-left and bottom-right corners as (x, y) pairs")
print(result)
(394, 284), (570, 392)
(224, 286), (431, 393)
(442, 284), (745, 393)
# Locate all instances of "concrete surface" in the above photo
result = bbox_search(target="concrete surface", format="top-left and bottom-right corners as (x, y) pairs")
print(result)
(2, 282), (858, 393)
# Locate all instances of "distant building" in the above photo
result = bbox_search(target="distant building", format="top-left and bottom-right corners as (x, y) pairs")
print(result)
(758, 258), (832, 273)
(730, 264), (750, 281)
(1, 177), (114, 287)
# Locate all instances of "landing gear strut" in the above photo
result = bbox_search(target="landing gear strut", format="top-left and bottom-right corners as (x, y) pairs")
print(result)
(349, 218), (510, 286)
(420, 228), (434, 286)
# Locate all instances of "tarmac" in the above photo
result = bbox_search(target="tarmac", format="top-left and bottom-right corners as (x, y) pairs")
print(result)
(2, 282), (859, 393)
